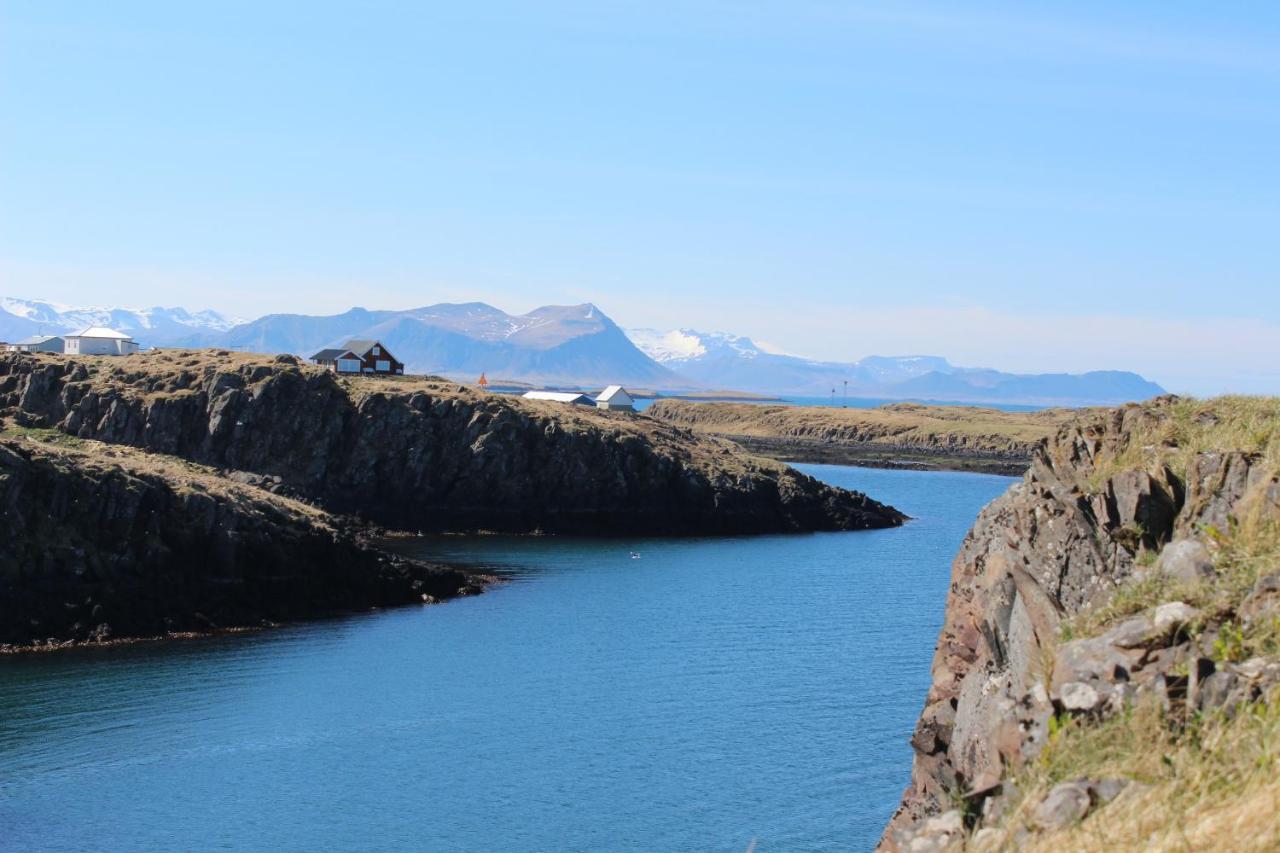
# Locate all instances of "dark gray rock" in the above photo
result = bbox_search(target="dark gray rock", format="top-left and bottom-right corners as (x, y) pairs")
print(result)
(0, 437), (484, 648)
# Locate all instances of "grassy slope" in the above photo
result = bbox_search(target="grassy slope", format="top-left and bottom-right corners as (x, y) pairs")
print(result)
(977, 396), (1280, 851)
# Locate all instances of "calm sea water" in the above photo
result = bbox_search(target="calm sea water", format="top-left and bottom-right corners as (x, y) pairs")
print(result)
(0, 465), (1013, 852)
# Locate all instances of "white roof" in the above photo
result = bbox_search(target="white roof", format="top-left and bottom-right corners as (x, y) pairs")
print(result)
(597, 385), (631, 401)
(67, 326), (134, 340)
(523, 391), (592, 403)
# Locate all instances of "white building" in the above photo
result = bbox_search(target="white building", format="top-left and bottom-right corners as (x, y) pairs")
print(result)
(596, 385), (635, 412)
(63, 327), (140, 356)
(522, 391), (595, 406)
(6, 335), (65, 353)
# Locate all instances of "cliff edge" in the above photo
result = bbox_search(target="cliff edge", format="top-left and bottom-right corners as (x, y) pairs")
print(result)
(882, 396), (1280, 850)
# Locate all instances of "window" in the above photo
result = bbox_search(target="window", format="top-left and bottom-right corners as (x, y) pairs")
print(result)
(376, 360), (390, 372)
(372, 346), (380, 356)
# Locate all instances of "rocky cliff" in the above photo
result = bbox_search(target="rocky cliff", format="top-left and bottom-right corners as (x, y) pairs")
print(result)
(882, 397), (1280, 850)
(0, 431), (484, 651)
(0, 351), (904, 535)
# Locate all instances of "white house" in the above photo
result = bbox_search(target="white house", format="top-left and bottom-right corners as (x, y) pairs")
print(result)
(522, 391), (595, 406)
(596, 385), (635, 412)
(6, 335), (65, 353)
(63, 327), (140, 356)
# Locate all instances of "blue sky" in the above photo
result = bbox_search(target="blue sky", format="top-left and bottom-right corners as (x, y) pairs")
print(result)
(2, 2), (1278, 393)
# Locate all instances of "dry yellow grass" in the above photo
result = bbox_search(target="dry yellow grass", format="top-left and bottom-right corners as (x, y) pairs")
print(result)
(646, 399), (1080, 455)
(1085, 395), (1280, 491)
(977, 694), (1280, 852)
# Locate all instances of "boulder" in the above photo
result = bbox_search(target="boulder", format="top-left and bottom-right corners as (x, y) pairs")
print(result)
(1032, 781), (1092, 831)
(1059, 681), (1103, 712)
(1154, 538), (1215, 583)
(1152, 602), (1200, 634)
(1240, 573), (1280, 627)
(1101, 613), (1160, 649)
(1053, 636), (1139, 693)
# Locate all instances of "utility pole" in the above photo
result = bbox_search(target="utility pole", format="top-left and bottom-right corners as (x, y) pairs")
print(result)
(843, 380), (848, 408)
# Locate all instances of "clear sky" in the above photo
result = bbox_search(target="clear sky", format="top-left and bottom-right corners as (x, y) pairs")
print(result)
(2, 2), (1278, 394)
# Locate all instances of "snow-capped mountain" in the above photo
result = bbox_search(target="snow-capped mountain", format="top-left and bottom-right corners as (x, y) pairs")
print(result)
(626, 327), (1165, 405)
(0, 298), (241, 346)
(626, 327), (950, 393)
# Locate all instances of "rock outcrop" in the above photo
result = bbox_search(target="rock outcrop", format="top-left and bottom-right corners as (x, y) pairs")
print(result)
(881, 398), (1280, 849)
(0, 351), (904, 535)
(0, 434), (485, 650)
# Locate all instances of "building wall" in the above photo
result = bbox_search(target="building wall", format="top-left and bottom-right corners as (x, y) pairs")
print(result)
(66, 337), (138, 355)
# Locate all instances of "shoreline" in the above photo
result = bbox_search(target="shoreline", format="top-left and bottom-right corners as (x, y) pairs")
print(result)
(0, 570), (502, 656)
(721, 435), (1031, 476)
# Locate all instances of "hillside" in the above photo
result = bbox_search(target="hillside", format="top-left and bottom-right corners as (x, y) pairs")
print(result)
(882, 397), (1280, 850)
(646, 399), (1082, 474)
(0, 350), (904, 536)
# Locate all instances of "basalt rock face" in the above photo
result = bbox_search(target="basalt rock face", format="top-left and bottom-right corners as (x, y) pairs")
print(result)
(0, 436), (482, 649)
(880, 402), (1280, 847)
(0, 351), (904, 535)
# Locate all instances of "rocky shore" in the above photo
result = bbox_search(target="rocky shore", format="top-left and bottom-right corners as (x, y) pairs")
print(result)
(881, 397), (1280, 850)
(646, 400), (1080, 475)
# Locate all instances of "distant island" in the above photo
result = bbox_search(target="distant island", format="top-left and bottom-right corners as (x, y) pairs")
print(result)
(0, 297), (1166, 407)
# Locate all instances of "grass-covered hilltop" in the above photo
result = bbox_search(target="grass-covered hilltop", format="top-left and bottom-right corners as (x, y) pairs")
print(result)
(0, 349), (904, 650)
(646, 400), (1081, 474)
(882, 396), (1280, 851)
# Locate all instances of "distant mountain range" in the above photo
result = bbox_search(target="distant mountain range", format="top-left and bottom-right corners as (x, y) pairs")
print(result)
(0, 298), (240, 345)
(625, 327), (1166, 405)
(0, 297), (1166, 405)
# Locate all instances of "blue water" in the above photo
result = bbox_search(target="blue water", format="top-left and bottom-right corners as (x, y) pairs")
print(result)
(0, 465), (1013, 852)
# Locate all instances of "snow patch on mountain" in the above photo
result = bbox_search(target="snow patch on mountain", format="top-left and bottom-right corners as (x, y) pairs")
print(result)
(626, 328), (708, 362)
